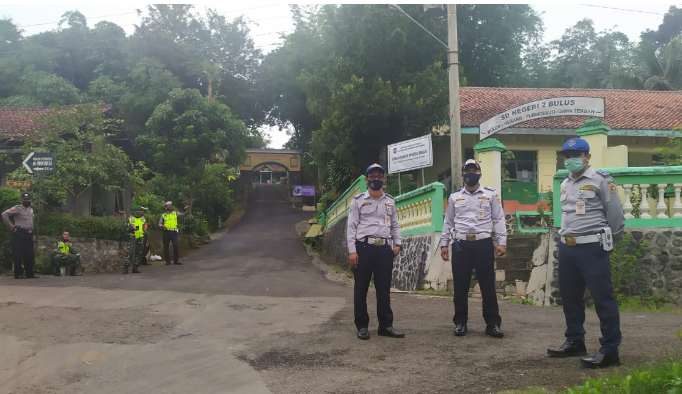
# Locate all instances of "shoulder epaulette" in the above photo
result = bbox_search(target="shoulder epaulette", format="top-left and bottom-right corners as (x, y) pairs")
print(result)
(451, 188), (463, 195)
(385, 193), (394, 200)
(596, 170), (611, 178)
(353, 193), (364, 200)
(483, 186), (496, 192)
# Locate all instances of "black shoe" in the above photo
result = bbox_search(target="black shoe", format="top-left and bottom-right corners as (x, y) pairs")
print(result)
(173, 262), (182, 265)
(547, 341), (587, 358)
(377, 327), (405, 338)
(26, 275), (39, 279)
(132, 267), (141, 273)
(454, 324), (467, 336)
(14, 275), (27, 279)
(165, 262), (171, 266)
(122, 266), (129, 274)
(580, 351), (620, 368)
(357, 328), (370, 340)
(485, 325), (504, 338)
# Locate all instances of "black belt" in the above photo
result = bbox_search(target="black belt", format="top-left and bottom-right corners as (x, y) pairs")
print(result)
(14, 228), (32, 234)
(359, 237), (392, 246)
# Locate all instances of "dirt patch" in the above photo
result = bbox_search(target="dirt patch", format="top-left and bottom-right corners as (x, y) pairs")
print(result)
(0, 303), (178, 347)
(238, 294), (682, 394)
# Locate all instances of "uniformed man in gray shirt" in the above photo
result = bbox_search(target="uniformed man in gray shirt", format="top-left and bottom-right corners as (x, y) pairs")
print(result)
(441, 159), (507, 338)
(2, 192), (38, 279)
(347, 163), (404, 340)
(547, 137), (625, 368)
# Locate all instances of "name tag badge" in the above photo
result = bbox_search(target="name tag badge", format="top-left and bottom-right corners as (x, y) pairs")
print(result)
(385, 215), (391, 226)
(576, 200), (586, 215)
(477, 209), (485, 220)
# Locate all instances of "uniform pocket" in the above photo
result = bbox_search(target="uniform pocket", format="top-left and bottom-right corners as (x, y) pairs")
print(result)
(455, 201), (467, 208)
(360, 206), (375, 215)
(580, 190), (596, 199)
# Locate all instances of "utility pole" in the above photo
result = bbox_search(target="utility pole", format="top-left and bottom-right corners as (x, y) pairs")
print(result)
(447, 4), (463, 191)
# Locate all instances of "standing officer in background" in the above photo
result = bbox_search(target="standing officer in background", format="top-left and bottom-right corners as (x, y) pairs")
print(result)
(139, 207), (152, 265)
(441, 159), (507, 338)
(158, 201), (188, 265)
(547, 138), (625, 368)
(347, 163), (404, 340)
(123, 206), (145, 274)
(2, 192), (38, 279)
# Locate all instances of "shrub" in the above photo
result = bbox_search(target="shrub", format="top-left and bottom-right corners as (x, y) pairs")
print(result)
(38, 212), (128, 240)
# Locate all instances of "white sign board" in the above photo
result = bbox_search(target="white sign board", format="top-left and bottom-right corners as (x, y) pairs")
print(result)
(387, 135), (433, 174)
(479, 97), (605, 139)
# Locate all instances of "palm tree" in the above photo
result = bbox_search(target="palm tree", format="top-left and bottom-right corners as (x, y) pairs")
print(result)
(605, 36), (682, 90)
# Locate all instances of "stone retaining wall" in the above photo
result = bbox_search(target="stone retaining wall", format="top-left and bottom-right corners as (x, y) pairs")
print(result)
(36, 230), (195, 275)
(37, 236), (126, 274)
(527, 228), (682, 308)
(322, 218), (440, 291)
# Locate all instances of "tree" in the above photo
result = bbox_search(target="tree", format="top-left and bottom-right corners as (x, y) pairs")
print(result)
(457, 4), (543, 87)
(605, 37), (682, 91)
(116, 58), (182, 135)
(549, 19), (632, 88)
(641, 6), (682, 48)
(8, 103), (132, 213)
(20, 70), (83, 105)
(138, 89), (249, 210)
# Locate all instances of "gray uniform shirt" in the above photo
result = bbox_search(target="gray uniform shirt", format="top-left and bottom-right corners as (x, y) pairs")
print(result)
(559, 166), (625, 240)
(441, 186), (507, 247)
(346, 191), (401, 254)
(2, 204), (34, 230)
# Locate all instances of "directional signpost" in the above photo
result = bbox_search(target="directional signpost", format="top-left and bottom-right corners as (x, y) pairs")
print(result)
(22, 152), (56, 174)
(22, 152), (56, 251)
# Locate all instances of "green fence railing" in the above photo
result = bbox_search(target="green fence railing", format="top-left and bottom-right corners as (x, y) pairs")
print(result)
(553, 166), (682, 228)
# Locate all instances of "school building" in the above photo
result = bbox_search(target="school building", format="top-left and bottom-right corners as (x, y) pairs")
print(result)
(421, 87), (682, 212)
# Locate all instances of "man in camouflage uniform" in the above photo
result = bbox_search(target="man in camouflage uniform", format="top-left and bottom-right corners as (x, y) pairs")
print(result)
(123, 206), (145, 274)
(52, 230), (82, 276)
(139, 207), (152, 265)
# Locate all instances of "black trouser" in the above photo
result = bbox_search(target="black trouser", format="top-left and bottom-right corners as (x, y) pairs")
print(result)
(141, 234), (151, 264)
(352, 241), (394, 330)
(559, 242), (621, 355)
(12, 232), (35, 278)
(451, 237), (501, 327)
(163, 230), (179, 264)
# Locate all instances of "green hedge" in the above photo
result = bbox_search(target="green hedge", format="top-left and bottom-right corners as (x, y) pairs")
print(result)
(38, 212), (128, 240)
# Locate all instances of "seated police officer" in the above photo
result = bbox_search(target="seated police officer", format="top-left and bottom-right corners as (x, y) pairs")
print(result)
(441, 159), (507, 338)
(52, 231), (82, 276)
(347, 163), (404, 340)
(547, 138), (625, 368)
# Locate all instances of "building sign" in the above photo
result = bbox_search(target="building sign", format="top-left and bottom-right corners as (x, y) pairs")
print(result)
(22, 152), (57, 174)
(293, 185), (315, 197)
(5, 180), (31, 188)
(479, 97), (605, 139)
(387, 135), (433, 174)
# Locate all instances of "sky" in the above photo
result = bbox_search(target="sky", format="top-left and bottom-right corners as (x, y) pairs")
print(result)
(0, 2), (678, 148)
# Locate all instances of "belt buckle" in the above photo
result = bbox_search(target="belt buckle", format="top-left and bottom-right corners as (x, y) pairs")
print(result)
(373, 238), (383, 246)
(565, 236), (577, 246)
(466, 234), (476, 242)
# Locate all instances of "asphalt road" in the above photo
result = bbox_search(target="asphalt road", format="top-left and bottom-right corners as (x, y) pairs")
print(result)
(1, 184), (680, 394)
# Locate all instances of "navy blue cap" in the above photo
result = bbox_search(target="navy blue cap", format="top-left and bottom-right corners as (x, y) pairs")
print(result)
(461, 159), (481, 172)
(560, 138), (590, 153)
(21, 192), (32, 199)
(365, 163), (386, 175)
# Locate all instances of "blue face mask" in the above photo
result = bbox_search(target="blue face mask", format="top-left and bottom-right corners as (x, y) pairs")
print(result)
(564, 158), (585, 174)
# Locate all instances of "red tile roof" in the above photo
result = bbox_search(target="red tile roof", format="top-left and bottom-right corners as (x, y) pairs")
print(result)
(0, 105), (113, 141)
(460, 87), (682, 130)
